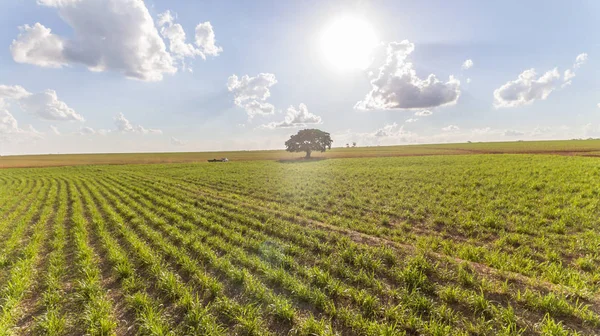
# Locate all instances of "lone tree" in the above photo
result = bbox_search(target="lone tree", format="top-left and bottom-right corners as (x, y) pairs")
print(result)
(285, 129), (333, 159)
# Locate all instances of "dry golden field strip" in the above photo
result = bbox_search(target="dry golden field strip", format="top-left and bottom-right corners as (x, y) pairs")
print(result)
(1, 148), (600, 335)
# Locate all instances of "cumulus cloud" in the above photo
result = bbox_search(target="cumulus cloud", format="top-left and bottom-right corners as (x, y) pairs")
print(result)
(9, 0), (224, 81)
(261, 103), (322, 129)
(157, 10), (222, 69)
(0, 109), (44, 143)
(494, 53), (587, 108)
(405, 118), (418, 123)
(462, 59), (473, 70)
(442, 125), (460, 131)
(493, 68), (561, 108)
(356, 40), (461, 110)
(19, 90), (83, 121)
(227, 73), (277, 104)
(114, 112), (162, 134)
(114, 112), (134, 132)
(227, 73), (278, 118)
(0, 85), (83, 121)
(195, 22), (222, 57)
(414, 109), (432, 116)
(466, 78), (471, 84)
(171, 136), (186, 146)
(0, 109), (21, 135)
(10, 23), (66, 68)
(157, 11), (203, 61)
(243, 101), (276, 118)
(0, 85), (31, 100)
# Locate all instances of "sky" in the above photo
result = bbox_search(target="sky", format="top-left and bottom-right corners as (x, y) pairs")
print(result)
(1, 0), (600, 155)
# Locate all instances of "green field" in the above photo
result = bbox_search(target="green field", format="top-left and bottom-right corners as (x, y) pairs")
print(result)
(1, 146), (600, 334)
(3, 139), (600, 169)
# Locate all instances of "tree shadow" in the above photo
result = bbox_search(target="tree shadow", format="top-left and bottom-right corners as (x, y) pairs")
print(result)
(277, 157), (328, 164)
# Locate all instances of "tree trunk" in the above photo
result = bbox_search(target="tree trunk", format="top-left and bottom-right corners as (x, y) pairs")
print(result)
(305, 150), (311, 159)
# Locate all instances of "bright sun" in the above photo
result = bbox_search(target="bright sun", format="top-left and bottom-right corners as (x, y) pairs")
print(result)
(320, 16), (378, 71)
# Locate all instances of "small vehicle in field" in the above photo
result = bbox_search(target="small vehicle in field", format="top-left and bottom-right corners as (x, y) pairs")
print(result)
(208, 158), (229, 162)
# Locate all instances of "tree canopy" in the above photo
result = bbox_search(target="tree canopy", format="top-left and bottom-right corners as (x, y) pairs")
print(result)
(284, 129), (333, 158)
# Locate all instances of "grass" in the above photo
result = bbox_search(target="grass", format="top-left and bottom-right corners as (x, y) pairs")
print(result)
(3, 138), (600, 168)
(0, 141), (599, 334)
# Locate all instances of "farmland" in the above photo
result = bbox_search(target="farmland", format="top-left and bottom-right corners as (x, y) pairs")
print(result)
(1, 151), (600, 335)
(3, 139), (600, 169)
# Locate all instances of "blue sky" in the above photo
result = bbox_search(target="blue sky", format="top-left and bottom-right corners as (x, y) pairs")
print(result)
(1, 0), (599, 155)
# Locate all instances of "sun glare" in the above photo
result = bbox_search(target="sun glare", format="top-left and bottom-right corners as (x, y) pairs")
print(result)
(320, 16), (378, 71)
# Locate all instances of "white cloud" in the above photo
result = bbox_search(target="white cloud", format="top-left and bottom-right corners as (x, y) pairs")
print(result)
(494, 53), (588, 108)
(0, 85), (32, 100)
(466, 78), (471, 84)
(574, 53), (588, 69)
(243, 101), (276, 118)
(227, 73), (278, 118)
(261, 103), (322, 128)
(562, 53), (588, 87)
(494, 53), (587, 108)
(171, 136), (186, 146)
(19, 90), (83, 121)
(157, 10), (221, 68)
(564, 69), (575, 82)
(0, 109), (44, 143)
(79, 126), (96, 135)
(0, 109), (20, 135)
(136, 126), (162, 134)
(0, 85), (83, 121)
(49, 125), (60, 135)
(493, 68), (561, 108)
(442, 125), (460, 131)
(597, 103), (600, 108)
(462, 59), (473, 70)
(374, 122), (406, 137)
(414, 109), (432, 116)
(336, 124), (583, 148)
(114, 112), (134, 132)
(356, 40), (461, 110)
(195, 22), (222, 57)
(333, 124), (419, 148)
(37, 0), (82, 6)
(405, 118), (418, 123)
(227, 73), (277, 104)
(364, 122), (418, 144)
(158, 11), (203, 61)
(114, 112), (162, 134)
(11, 0), (182, 81)
(10, 23), (66, 68)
